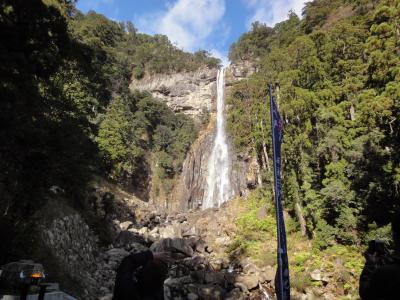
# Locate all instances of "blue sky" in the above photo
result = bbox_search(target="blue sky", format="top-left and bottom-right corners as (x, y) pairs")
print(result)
(76, 0), (306, 64)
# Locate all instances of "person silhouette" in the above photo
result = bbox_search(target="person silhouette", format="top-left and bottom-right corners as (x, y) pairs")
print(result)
(113, 250), (173, 300)
(359, 212), (400, 300)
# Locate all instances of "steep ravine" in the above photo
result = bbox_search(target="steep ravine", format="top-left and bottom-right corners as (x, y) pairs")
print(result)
(130, 65), (256, 211)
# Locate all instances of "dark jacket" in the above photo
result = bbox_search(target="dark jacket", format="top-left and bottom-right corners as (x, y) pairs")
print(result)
(360, 255), (400, 300)
(113, 250), (154, 300)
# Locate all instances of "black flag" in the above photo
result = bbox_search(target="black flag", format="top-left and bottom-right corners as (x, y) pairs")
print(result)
(269, 85), (290, 300)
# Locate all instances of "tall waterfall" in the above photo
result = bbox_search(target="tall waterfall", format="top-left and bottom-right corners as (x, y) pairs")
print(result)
(202, 67), (232, 209)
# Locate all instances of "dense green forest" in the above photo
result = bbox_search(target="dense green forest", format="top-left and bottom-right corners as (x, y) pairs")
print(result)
(0, 0), (218, 261)
(227, 0), (399, 249)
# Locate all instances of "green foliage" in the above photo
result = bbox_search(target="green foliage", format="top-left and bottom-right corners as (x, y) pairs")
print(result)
(97, 95), (144, 180)
(227, 0), (400, 249)
(0, 0), (203, 263)
(157, 151), (175, 179)
(97, 92), (197, 183)
(363, 223), (392, 243)
(229, 21), (275, 62)
(133, 65), (145, 79)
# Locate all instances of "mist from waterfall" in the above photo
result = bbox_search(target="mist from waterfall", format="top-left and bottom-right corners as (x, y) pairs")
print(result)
(202, 67), (232, 209)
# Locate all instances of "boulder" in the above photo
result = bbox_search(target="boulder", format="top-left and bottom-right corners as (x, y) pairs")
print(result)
(197, 284), (226, 300)
(138, 227), (149, 235)
(203, 271), (225, 285)
(119, 221), (133, 231)
(105, 248), (129, 263)
(260, 266), (275, 283)
(99, 294), (113, 300)
(187, 236), (207, 253)
(150, 238), (193, 258)
(310, 269), (322, 281)
(182, 226), (197, 237)
(215, 236), (231, 246)
(225, 288), (245, 300)
(242, 261), (260, 275)
(187, 293), (199, 300)
(160, 224), (182, 239)
(114, 231), (147, 248)
(235, 274), (259, 291)
(209, 259), (223, 272)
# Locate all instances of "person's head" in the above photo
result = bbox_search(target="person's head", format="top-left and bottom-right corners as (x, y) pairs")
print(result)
(392, 212), (400, 249)
(137, 258), (168, 293)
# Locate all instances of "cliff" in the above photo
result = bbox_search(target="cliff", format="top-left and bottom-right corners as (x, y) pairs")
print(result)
(130, 68), (218, 117)
(129, 64), (258, 211)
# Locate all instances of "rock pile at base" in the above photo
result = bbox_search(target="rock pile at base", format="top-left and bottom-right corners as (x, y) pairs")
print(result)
(96, 209), (276, 300)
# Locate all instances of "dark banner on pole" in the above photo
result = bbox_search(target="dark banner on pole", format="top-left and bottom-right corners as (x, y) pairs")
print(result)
(269, 85), (290, 300)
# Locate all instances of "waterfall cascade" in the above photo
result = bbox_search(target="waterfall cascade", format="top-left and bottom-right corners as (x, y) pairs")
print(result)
(202, 67), (233, 209)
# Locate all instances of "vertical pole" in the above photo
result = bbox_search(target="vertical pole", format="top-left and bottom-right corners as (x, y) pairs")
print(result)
(269, 84), (290, 300)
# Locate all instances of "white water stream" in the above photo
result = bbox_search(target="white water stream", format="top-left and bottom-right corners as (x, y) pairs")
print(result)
(202, 67), (233, 209)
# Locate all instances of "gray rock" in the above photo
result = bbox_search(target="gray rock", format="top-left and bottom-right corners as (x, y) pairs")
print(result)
(182, 226), (197, 237)
(186, 236), (207, 253)
(115, 230), (145, 248)
(203, 271), (225, 284)
(138, 227), (149, 235)
(187, 293), (199, 300)
(242, 261), (259, 275)
(260, 266), (275, 283)
(215, 236), (231, 246)
(130, 67), (217, 117)
(119, 221), (133, 231)
(235, 274), (259, 291)
(310, 269), (322, 281)
(150, 238), (193, 257)
(197, 284), (226, 300)
(99, 286), (110, 295)
(205, 246), (213, 253)
(209, 259), (223, 272)
(106, 248), (129, 261)
(99, 294), (113, 300)
(225, 288), (245, 300)
(160, 223), (182, 239)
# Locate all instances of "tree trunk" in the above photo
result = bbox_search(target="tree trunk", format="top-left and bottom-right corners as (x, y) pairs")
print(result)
(295, 202), (307, 237)
(256, 157), (263, 188)
(262, 142), (271, 174)
(350, 104), (356, 121)
(291, 173), (307, 236)
(275, 83), (281, 108)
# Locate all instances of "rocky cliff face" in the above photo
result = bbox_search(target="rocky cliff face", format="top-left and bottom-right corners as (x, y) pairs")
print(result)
(130, 64), (258, 211)
(130, 68), (218, 117)
(171, 63), (259, 211)
(172, 119), (255, 211)
(226, 61), (257, 84)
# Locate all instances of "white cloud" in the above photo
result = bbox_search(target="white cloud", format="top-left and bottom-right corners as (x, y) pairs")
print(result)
(244, 0), (306, 28)
(136, 0), (226, 52)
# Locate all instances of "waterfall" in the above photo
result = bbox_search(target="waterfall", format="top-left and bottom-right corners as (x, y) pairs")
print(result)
(202, 67), (233, 209)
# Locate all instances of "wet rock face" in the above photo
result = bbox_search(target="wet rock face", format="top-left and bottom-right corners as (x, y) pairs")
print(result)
(172, 127), (214, 211)
(130, 67), (218, 117)
(172, 123), (252, 211)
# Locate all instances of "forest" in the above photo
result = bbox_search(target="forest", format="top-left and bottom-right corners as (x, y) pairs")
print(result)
(227, 0), (399, 248)
(0, 0), (218, 261)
